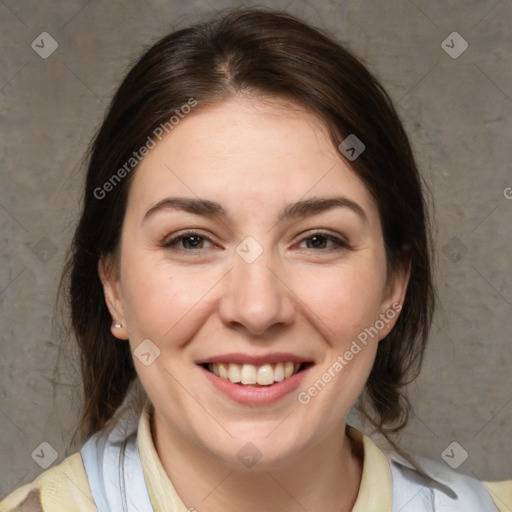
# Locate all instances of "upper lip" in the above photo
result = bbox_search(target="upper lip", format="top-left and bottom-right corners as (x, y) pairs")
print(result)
(196, 353), (313, 366)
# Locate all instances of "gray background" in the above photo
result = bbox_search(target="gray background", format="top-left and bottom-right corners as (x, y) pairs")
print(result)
(1, 0), (511, 501)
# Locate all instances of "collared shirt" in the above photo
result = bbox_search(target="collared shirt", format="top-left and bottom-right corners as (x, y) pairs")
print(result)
(138, 400), (510, 512)
(0, 399), (510, 511)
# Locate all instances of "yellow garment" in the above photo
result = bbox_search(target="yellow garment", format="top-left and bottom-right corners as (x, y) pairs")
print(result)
(0, 452), (96, 511)
(485, 480), (512, 512)
(0, 400), (510, 511)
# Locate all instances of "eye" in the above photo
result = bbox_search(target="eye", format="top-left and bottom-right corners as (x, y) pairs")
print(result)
(161, 231), (214, 251)
(160, 230), (350, 253)
(297, 232), (350, 251)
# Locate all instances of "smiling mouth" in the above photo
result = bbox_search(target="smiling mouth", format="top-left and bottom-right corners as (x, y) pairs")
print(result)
(201, 361), (313, 386)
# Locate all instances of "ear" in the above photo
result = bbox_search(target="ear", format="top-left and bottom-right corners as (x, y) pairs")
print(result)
(377, 254), (411, 341)
(98, 255), (129, 340)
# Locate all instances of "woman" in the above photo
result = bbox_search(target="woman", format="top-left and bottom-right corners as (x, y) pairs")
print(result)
(1, 8), (510, 512)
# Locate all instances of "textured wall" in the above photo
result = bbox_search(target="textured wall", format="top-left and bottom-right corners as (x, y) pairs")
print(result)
(1, 0), (510, 500)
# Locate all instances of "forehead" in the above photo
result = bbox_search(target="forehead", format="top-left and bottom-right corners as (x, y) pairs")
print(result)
(126, 95), (379, 226)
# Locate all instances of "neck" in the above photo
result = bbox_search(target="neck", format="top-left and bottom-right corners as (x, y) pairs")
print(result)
(152, 414), (363, 512)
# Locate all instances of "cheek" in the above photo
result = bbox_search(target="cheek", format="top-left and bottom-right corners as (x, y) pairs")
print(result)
(293, 262), (387, 340)
(120, 255), (219, 343)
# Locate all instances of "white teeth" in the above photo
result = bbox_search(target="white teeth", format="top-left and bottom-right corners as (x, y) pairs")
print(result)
(257, 364), (274, 385)
(284, 361), (295, 379)
(274, 362), (285, 382)
(241, 364), (257, 384)
(218, 363), (229, 380)
(228, 363), (241, 383)
(207, 361), (304, 386)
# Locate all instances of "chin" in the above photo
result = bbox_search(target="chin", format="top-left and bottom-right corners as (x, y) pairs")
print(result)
(204, 431), (308, 471)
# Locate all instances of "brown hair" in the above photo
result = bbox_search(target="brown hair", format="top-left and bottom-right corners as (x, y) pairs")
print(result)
(59, 7), (435, 448)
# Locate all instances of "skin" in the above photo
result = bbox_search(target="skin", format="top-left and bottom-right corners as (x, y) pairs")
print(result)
(99, 94), (409, 512)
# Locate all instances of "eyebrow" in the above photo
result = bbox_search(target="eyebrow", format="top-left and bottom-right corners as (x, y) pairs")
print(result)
(142, 196), (368, 224)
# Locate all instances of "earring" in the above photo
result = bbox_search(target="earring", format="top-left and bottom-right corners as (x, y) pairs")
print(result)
(113, 322), (122, 329)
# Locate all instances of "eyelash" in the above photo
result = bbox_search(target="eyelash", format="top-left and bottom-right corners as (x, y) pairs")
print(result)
(161, 230), (351, 253)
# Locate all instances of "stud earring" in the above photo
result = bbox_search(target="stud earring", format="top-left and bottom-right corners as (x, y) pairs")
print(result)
(113, 322), (122, 329)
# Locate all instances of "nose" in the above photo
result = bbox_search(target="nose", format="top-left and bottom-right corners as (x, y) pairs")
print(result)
(218, 246), (295, 337)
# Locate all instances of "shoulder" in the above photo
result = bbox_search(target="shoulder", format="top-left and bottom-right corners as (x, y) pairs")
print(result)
(387, 452), (511, 512)
(0, 452), (96, 512)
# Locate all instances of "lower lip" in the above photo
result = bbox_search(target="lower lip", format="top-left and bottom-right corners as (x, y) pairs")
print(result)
(199, 365), (312, 405)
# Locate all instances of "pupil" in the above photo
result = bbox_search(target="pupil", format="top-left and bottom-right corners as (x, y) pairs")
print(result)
(186, 236), (201, 248)
(310, 236), (324, 248)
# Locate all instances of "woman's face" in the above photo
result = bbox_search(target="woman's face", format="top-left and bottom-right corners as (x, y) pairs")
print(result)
(101, 95), (408, 469)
